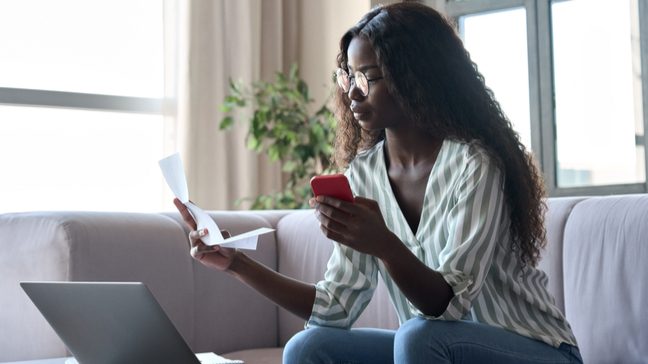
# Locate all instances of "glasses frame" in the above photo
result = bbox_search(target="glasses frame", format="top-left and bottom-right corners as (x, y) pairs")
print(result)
(335, 67), (384, 97)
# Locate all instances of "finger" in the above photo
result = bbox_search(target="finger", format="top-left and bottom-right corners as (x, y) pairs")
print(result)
(352, 196), (380, 210)
(318, 213), (348, 236)
(317, 202), (353, 226)
(308, 198), (318, 208)
(319, 224), (347, 244)
(196, 244), (217, 253)
(188, 229), (209, 248)
(174, 198), (197, 230)
(315, 196), (355, 213)
(190, 246), (205, 260)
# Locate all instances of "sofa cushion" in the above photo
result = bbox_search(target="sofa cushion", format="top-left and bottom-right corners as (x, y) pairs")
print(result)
(563, 195), (648, 363)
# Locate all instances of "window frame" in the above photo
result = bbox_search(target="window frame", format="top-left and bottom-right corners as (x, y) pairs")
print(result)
(427, 0), (648, 197)
(0, 0), (171, 117)
(0, 88), (163, 114)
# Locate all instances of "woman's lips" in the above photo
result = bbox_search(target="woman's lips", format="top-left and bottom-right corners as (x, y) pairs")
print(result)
(352, 110), (369, 120)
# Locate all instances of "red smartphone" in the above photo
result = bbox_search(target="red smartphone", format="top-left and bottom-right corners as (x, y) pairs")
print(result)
(310, 174), (354, 203)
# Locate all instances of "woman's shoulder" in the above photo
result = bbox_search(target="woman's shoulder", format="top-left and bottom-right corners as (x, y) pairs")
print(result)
(349, 140), (384, 167)
(445, 138), (494, 167)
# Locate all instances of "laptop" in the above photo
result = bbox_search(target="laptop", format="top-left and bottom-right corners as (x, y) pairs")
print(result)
(20, 281), (242, 364)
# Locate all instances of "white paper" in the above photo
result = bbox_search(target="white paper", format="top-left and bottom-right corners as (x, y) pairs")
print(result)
(159, 153), (273, 249)
(158, 153), (190, 203)
(185, 201), (224, 245)
(218, 227), (274, 249)
(196, 352), (244, 364)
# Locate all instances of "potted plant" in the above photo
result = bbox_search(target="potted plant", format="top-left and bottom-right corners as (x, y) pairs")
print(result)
(220, 65), (337, 209)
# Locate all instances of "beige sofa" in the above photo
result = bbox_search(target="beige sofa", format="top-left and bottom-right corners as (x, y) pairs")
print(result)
(1, 195), (647, 363)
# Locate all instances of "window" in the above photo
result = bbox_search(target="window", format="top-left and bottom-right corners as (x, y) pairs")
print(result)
(552, 0), (642, 188)
(0, 0), (170, 212)
(460, 7), (532, 150)
(438, 0), (647, 196)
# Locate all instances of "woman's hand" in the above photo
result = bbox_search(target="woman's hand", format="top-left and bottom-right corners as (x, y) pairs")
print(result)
(173, 198), (238, 272)
(310, 195), (399, 259)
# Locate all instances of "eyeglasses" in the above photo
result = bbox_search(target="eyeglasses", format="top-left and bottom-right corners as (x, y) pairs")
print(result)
(335, 67), (384, 97)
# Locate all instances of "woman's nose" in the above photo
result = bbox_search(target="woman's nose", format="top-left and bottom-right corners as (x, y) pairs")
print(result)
(347, 82), (364, 100)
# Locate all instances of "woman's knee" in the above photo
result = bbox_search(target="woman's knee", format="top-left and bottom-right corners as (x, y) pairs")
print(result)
(282, 326), (342, 364)
(394, 317), (452, 362)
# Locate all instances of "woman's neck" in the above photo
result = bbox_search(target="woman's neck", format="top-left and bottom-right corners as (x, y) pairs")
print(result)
(384, 128), (443, 168)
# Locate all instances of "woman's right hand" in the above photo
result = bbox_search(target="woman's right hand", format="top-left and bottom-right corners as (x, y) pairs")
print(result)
(173, 198), (238, 272)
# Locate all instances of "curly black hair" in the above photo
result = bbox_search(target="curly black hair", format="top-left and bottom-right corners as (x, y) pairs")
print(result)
(333, 2), (547, 267)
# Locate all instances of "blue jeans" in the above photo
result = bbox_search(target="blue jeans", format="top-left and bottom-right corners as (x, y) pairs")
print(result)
(283, 317), (583, 364)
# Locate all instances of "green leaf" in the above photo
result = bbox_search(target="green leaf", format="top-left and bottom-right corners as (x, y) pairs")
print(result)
(282, 160), (297, 172)
(247, 136), (261, 150)
(220, 116), (234, 130)
(268, 145), (281, 161)
(289, 64), (298, 81)
(220, 104), (232, 113)
(297, 80), (309, 100)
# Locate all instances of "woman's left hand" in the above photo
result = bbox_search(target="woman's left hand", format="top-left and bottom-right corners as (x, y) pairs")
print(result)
(310, 195), (398, 258)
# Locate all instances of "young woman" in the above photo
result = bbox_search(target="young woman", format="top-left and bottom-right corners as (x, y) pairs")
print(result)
(175, 3), (582, 363)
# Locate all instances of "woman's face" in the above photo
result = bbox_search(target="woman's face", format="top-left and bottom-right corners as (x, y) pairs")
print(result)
(346, 36), (407, 131)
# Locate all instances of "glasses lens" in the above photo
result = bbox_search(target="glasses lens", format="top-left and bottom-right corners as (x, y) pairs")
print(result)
(355, 71), (369, 96)
(336, 68), (349, 92)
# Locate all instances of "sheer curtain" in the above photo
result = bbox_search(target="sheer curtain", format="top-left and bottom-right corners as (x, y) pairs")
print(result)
(165, 0), (295, 210)
(164, 0), (369, 210)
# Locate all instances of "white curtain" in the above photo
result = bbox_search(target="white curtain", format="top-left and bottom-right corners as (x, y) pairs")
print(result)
(165, 0), (297, 210)
(164, 0), (369, 210)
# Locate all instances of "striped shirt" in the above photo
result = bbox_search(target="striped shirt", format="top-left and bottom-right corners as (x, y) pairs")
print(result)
(307, 139), (577, 348)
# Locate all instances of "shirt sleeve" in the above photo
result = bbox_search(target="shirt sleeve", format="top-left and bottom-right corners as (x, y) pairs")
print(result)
(306, 165), (378, 328)
(307, 243), (379, 328)
(413, 149), (507, 320)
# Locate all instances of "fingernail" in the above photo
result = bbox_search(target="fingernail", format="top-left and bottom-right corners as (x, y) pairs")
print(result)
(198, 229), (206, 237)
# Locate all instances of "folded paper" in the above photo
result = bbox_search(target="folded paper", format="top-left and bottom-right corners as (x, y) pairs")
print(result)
(159, 153), (273, 249)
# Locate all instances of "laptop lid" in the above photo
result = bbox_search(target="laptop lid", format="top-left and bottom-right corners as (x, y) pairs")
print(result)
(20, 281), (200, 364)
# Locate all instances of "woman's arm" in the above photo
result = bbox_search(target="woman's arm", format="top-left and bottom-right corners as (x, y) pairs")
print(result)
(227, 251), (316, 320)
(314, 196), (452, 317)
(376, 232), (454, 317)
(174, 198), (316, 320)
